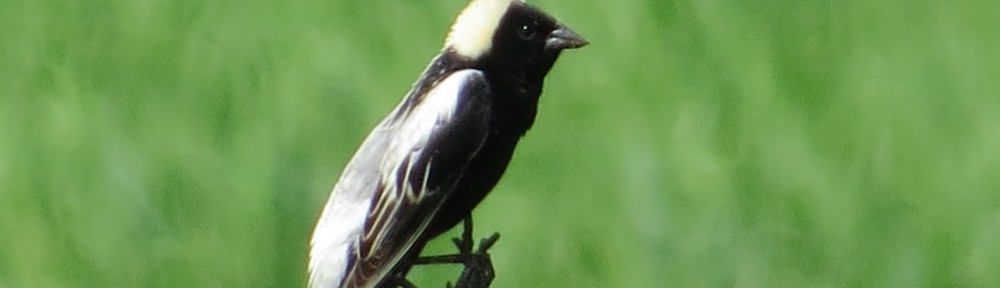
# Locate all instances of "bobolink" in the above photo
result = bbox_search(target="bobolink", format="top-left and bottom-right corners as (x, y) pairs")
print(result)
(308, 0), (586, 287)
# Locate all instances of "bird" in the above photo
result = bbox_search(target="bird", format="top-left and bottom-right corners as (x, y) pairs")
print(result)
(308, 0), (587, 287)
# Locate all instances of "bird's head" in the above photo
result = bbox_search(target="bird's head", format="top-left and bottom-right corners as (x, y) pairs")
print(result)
(445, 0), (587, 73)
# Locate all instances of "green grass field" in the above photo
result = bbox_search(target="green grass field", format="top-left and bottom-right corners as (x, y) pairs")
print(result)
(3, 0), (1000, 287)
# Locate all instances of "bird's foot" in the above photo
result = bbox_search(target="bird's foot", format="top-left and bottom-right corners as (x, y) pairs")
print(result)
(412, 217), (499, 288)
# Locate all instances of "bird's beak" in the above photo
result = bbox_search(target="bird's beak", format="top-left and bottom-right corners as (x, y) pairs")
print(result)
(545, 25), (589, 51)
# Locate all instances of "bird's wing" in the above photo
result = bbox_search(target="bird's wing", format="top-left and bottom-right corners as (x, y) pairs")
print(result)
(308, 97), (401, 287)
(310, 69), (493, 288)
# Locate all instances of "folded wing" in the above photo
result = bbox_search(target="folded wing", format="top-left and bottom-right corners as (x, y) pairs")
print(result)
(309, 70), (493, 288)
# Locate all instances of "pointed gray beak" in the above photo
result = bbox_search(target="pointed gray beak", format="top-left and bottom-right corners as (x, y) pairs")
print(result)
(545, 25), (589, 51)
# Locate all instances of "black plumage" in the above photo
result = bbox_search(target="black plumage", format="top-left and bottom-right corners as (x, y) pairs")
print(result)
(309, 1), (586, 287)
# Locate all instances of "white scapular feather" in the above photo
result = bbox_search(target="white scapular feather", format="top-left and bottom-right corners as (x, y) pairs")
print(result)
(308, 70), (484, 288)
(445, 0), (521, 59)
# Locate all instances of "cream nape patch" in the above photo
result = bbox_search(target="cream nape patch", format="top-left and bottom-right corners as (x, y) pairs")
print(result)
(445, 0), (519, 59)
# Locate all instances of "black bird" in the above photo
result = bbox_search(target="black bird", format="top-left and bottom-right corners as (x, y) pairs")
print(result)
(308, 0), (587, 287)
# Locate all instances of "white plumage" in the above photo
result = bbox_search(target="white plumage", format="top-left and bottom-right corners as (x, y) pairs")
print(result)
(308, 0), (588, 286)
(308, 70), (486, 288)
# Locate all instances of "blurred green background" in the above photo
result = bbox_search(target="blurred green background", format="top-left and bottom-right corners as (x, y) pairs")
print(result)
(3, 0), (1000, 287)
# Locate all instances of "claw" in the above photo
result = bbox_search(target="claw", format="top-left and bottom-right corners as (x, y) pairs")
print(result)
(407, 216), (500, 288)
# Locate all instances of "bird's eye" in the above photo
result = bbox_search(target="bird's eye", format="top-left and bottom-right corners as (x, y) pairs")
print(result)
(518, 22), (537, 40)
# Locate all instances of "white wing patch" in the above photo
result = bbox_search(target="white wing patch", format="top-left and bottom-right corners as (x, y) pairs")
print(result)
(445, 0), (521, 59)
(359, 70), (483, 286)
(378, 70), (476, 190)
(308, 70), (486, 288)
(308, 188), (372, 288)
(309, 124), (395, 288)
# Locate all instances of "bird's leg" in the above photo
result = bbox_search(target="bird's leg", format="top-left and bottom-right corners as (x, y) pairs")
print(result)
(449, 223), (498, 288)
(410, 216), (499, 288)
(413, 216), (500, 265)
